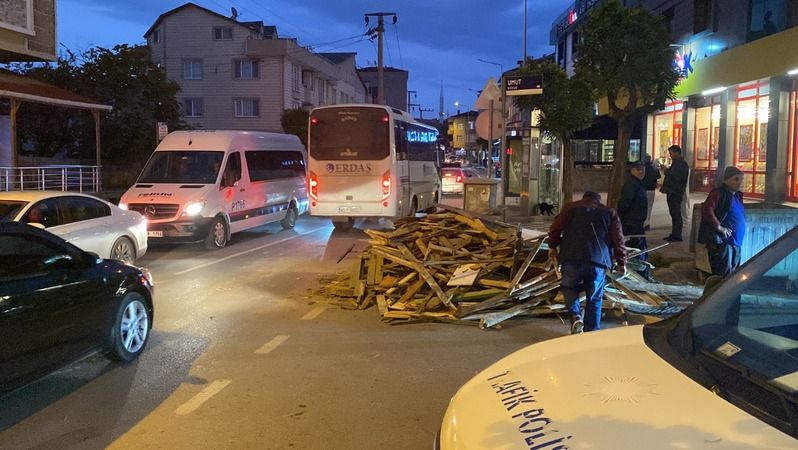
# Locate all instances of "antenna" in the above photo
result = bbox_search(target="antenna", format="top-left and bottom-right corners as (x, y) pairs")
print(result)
(231, 7), (239, 19)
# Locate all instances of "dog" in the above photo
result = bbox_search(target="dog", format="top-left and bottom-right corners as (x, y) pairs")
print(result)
(538, 202), (556, 216)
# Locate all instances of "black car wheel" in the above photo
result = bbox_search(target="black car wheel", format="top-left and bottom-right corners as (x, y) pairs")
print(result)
(281, 203), (299, 230)
(205, 216), (228, 250)
(106, 292), (151, 362)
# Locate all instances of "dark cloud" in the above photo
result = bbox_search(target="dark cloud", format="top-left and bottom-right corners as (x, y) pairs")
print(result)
(61, 0), (572, 114)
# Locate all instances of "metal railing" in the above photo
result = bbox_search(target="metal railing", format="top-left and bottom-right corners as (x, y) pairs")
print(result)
(0, 165), (102, 192)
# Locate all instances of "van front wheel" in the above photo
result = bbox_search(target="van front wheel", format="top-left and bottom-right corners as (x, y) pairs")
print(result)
(205, 216), (228, 250)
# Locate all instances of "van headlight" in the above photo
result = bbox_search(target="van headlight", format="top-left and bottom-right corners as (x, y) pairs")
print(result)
(184, 201), (204, 216)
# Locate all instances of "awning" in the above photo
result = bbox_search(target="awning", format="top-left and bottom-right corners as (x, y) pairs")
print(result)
(0, 68), (111, 111)
(571, 115), (642, 140)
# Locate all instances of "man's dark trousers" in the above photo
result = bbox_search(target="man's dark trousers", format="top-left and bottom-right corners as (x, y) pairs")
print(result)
(560, 261), (606, 331)
(626, 236), (650, 279)
(666, 192), (683, 239)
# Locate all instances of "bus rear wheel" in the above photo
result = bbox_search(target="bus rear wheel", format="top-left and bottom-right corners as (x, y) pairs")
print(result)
(332, 217), (354, 231)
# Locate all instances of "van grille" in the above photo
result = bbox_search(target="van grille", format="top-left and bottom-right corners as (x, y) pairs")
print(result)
(128, 203), (180, 220)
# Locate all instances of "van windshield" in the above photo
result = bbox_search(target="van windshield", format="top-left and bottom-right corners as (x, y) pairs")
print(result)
(309, 107), (390, 161)
(138, 151), (225, 184)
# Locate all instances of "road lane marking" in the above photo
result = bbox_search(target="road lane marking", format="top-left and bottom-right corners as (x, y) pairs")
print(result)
(174, 227), (327, 275)
(255, 335), (290, 354)
(301, 306), (327, 321)
(174, 379), (232, 416)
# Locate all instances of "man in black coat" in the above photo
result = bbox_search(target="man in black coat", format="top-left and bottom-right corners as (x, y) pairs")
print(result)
(618, 161), (651, 280)
(642, 154), (660, 230)
(660, 145), (689, 242)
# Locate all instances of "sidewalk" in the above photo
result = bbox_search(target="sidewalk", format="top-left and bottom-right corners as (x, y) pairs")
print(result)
(498, 190), (709, 284)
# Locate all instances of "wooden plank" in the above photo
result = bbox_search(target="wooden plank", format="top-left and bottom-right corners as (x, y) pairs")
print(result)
(376, 295), (388, 315)
(415, 238), (429, 256)
(375, 256), (384, 285)
(478, 279), (513, 289)
(398, 278), (427, 304)
(507, 238), (545, 294)
(479, 297), (548, 329)
(366, 255), (378, 285)
(453, 215), (498, 240)
(350, 256), (364, 285)
(454, 292), (509, 318)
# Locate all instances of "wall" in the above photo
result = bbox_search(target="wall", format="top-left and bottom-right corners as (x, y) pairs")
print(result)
(572, 166), (611, 192)
(0, 0), (56, 62)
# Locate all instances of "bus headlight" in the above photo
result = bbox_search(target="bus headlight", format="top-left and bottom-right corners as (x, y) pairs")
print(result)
(184, 201), (204, 216)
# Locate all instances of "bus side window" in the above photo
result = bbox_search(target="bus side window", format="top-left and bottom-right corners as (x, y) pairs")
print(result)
(395, 123), (407, 161)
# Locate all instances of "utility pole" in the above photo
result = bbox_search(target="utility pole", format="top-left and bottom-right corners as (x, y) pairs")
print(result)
(418, 108), (434, 120)
(523, 0), (528, 63)
(407, 90), (419, 112)
(365, 12), (396, 105)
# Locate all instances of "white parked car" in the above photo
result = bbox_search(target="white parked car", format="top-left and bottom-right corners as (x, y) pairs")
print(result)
(437, 226), (798, 449)
(0, 192), (147, 265)
(442, 167), (481, 195)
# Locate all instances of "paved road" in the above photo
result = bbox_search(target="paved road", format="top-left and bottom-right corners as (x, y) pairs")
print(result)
(0, 207), (568, 449)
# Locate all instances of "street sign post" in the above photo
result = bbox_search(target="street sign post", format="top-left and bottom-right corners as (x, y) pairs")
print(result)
(505, 75), (543, 96)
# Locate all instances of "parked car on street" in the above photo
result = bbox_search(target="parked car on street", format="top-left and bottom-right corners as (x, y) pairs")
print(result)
(0, 222), (154, 396)
(0, 191), (147, 265)
(437, 226), (798, 449)
(442, 167), (481, 195)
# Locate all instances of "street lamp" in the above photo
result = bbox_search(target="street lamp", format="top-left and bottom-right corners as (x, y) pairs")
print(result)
(477, 58), (504, 77)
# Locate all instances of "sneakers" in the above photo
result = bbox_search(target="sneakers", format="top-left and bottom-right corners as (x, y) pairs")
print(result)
(570, 319), (584, 335)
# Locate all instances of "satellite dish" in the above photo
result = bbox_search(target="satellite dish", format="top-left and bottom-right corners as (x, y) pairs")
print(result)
(231, 7), (239, 19)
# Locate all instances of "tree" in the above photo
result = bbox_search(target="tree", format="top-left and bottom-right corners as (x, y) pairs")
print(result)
(575, 0), (680, 206)
(513, 60), (593, 205)
(281, 108), (309, 147)
(13, 45), (184, 165)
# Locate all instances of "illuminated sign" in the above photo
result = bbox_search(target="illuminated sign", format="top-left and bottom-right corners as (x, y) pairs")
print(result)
(505, 75), (543, 96)
(568, 9), (578, 25)
(407, 130), (437, 143)
(674, 50), (694, 80)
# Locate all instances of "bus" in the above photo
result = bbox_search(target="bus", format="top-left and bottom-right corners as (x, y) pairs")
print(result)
(307, 104), (441, 229)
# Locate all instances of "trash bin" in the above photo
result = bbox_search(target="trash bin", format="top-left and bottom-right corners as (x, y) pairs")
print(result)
(692, 202), (798, 274)
(463, 178), (498, 215)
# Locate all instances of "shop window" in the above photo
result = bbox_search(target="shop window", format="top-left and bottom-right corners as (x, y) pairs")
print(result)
(653, 101), (684, 166)
(734, 82), (769, 197)
(787, 90), (798, 201)
(692, 98), (721, 191)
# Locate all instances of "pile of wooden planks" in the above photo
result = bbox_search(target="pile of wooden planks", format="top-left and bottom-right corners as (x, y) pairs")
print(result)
(317, 205), (699, 328)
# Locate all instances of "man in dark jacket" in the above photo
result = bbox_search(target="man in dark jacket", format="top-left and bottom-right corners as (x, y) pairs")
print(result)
(660, 145), (689, 242)
(642, 154), (660, 230)
(618, 162), (651, 280)
(700, 166), (746, 277)
(548, 192), (627, 334)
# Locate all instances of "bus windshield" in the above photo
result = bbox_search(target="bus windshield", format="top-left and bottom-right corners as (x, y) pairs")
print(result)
(138, 151), (225, 184)
(309, 107), (390, 160)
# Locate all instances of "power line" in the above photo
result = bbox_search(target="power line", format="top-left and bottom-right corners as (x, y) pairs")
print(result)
(392, 23), (404, 69)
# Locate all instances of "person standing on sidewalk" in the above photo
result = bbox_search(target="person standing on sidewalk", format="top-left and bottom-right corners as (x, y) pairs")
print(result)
(642, 154), (660, 230)
(660, 145), (689, 242)
(548, 191), (627, 334)
(618, 162), (652, 281)
(699, 167), (746, 277)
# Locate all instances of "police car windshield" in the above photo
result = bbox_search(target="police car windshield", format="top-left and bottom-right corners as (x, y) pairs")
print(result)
(0, 201), (28, 221)
(309, 107), (390, 161)
(657, 227), (798, 437)
(138, 151), (225, 184)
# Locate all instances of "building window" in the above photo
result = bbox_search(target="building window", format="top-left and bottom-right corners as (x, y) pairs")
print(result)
(213, 26), (233, 40)
(748, 0), (787, 42)
(292, 65), (301, 92)
(153, 29), (161, 43)
(692, 97), (721, 192)
(734, 81), (770, 197)
(234, 59), (259, 79)
(183, 59), (202, 79)
(652, 101), (684, 165)
(234, 98), (260, 117)
(693, 0), (712, 34)
(183, 98), (204, 117)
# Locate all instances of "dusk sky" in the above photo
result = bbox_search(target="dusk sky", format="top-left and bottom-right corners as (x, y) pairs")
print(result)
(57, 0), (571, 118)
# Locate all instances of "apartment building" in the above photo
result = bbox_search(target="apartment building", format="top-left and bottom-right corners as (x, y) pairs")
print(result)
(145, 3), (367, 133)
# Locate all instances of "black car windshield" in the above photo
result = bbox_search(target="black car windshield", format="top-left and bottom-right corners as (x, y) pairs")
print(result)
(138, 151), (225, 184)
(0, 201), (28, 221)
(661, 227), (798, 434)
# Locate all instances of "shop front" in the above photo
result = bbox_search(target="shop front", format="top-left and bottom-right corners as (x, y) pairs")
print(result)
(646, 26), (798, 204)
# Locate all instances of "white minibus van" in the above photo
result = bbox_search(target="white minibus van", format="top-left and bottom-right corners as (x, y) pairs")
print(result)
(120, 130), (308, 249)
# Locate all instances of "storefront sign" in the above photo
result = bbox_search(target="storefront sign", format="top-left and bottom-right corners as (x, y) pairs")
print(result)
(553, 0), (601, 36)
(674, 50), (695, 80)
(506, 75), (543, 96)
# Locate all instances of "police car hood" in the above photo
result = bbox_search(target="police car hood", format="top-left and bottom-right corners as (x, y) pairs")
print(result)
(440, 326), (795, 450)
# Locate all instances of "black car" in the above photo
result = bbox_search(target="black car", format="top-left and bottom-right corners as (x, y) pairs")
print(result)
(0, 222), (154, 395)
